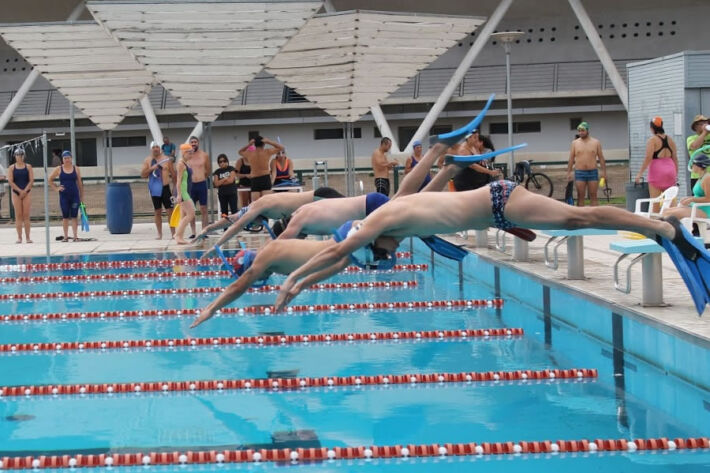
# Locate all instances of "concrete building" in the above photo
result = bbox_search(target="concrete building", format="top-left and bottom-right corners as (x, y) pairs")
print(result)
(0, 0), (708, 179)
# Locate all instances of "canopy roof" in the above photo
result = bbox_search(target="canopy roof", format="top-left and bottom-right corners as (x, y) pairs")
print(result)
(0, 22), (154, 130)
(266, 10), (484, 122)
(88, 0), (321, 123)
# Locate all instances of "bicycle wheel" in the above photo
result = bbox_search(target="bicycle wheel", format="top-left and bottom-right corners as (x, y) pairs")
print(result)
(525, 173), (554, 197)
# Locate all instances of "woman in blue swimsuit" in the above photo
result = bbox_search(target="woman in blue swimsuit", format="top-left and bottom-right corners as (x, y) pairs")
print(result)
(7, 147), (34, 243)
(49, 151), (84, 242)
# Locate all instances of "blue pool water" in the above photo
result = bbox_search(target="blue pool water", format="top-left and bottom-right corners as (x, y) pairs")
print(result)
(1, 246), (709, 471)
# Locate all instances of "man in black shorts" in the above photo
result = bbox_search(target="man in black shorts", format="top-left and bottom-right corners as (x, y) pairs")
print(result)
(141, 142), (175, 240)
(238, 136), (284, 201)
(371, 137), (398, 196)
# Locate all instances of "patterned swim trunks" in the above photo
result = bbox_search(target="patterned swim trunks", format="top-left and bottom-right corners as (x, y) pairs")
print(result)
(489, 180), (518, 230)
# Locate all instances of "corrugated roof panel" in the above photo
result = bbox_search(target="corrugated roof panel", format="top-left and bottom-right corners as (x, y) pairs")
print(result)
(266, 11), (484, 122)
(88, 0), (321, 123)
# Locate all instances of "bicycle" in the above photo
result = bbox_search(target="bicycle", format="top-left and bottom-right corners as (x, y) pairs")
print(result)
(511, 160), (554, 197)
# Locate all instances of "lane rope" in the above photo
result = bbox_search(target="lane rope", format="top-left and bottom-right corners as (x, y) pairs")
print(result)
(0, 280), (418, 302)
(0, 263), (427, 285)
(0, 327), (524, 355)
(0, 367), (597, 398)
(0, 298), (503, 324)
(0, 252), (414, 274)
(1, 436), (706, 469)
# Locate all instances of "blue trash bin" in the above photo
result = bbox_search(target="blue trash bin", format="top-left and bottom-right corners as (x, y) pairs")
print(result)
(106, 182), (133, 234)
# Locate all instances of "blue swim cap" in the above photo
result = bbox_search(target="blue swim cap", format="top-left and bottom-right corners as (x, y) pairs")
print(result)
(365, 192), (389, 216)
(62, 151), (72, 158)
(412, 140), (422, 148)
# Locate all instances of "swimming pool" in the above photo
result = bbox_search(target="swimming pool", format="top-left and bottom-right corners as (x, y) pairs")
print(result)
(1, 242), (709, 471)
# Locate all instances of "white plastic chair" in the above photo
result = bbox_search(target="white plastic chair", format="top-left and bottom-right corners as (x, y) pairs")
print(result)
(681, 203), (710, 243)
(634, 186), (678, 218)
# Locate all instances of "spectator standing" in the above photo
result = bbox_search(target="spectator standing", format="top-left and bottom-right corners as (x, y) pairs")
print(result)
(162, 136), (176, 162)
(51, 149), (62, 167)
(238, 136), (283, 202)
(175, 144), (196, 245)
(271, 149), (294, 190)
(235, 153), (251, 209)
(140, 141), (174, 240)
(0, 160), (6, 219)
(451, 131), (501, 191)
(7, 147), (33, 243)
(187, 136), (211, 237)
(635, 116), (678, 214)
(213, 154), (238, 218)
(49, 150), (83, 242)
(567, 121), (607, 206)
(687, 114), (710, 188)
(371, 137), (398, 196)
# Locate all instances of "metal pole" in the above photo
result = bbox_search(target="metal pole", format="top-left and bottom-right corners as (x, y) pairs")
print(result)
(42, 133), (50, 259)
(69, 104), (76, 160)
(206, 122), (214, 223)
(404, 0), (515, 151)
(344, 123), (356, 196)
(103, 131), (109, 184)
(567, 0), (628, 109)
(108, 130), (113, 182)
(504, 43), (514, 178)
(139, 95), (163, 145)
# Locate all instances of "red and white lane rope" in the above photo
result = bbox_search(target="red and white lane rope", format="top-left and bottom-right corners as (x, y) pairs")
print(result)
(0, 280), (417, 302)
(0, 298), (503, 323)
(1, 436), (706, 469)
(0, 367), (597, 398)
(0, 327), (523, 354)
(0, 252), (414, 273)
(0, 263), (427, 285)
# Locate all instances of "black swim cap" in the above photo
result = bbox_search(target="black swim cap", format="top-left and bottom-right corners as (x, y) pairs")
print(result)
(314, 187), (345, 199)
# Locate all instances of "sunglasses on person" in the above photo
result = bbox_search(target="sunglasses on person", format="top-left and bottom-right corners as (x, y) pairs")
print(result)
(218, 159), (228, 164)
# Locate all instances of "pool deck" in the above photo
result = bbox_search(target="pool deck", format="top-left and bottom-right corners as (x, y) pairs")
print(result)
(1, 222), (709, 345)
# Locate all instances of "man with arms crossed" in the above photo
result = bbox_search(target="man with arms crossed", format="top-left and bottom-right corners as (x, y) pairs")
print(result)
(371, 137), (398, 196)
(239, 136), (284, 202)
(188, 136), (211, 236)
(567, 122), (607, 206)
(140, 142), (175, 240)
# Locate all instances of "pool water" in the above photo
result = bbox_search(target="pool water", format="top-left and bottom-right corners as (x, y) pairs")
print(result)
(0, 246), (709, 471)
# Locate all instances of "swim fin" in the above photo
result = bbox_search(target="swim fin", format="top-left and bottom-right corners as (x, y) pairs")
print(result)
(565, 181), (575, 205)
(656, 216), (710, 315)
(504, 228), (536, 242)
(261, 217), (277, 239)
(214, 245), (238, 279)
(79, 202), (90, 232)
(443, 143), (528, 166)
(430, 94), (495, 146)
(420, 236), (469, 261)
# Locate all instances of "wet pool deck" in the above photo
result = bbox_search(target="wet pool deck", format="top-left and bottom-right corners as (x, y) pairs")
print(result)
(0, 222), (708, 346)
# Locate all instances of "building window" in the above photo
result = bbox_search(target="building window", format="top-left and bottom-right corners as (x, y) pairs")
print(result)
(489, 121), (541, 134)
(314, 128), (361, 140)
(105, 136), (146, 148)
(282, 87), (307, 103)
(570, 118), (582, 130)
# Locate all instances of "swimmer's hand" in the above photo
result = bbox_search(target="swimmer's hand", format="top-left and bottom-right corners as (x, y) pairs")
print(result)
(274, 277), (303, 312)
(190, 307), (214, 328)
(191, 231), (208, 244)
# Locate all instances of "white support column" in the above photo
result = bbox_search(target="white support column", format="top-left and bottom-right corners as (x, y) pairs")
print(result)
(370, 104), (399, 152)
(405, 0), (515, 152)
(567, 0), (628, 109)
(0, 69), (40, 133)
(67, 0), (86, 22)
(186, 122), (203, 143)
(140, 95), (163, 145)
(322, 0), (335, 13)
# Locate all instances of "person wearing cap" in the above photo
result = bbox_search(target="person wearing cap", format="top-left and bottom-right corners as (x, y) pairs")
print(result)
(662, 153), (710, 222)
(567, 121), (607, 206)
(371, 137), (398, 196)
(404, 140), (432, 191)
(7, 147), (34, 243)
(635, 116), (678, 214)
(174, 143), (196, 245)
(49, 150), (84, 242)
(687, 114), (710, 188)
(140, 141), (175, 240)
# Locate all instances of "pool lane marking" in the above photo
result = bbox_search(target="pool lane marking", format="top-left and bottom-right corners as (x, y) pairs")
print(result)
(0, 279), (418, 302)
(0, 298), (503, 323)
(0, 436), (705, 469)
(0, 327), (523, 355)
(0, 263), (427, 285)
(0, 367), (596, 398)
(6, 436), (705, 470)
(0, 252), (414, 274)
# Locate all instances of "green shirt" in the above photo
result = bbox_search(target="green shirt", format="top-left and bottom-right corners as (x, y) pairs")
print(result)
(687, 134), (710, 177)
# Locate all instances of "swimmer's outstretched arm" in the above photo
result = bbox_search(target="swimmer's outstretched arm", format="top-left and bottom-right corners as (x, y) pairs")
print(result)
(421, 164), (463, 192)
(193, 216), (235, 242)
(275, 255), (350, 309)
(201, 205), (262, 260)
(393, 143), (448, 198)
(191, 262), (268, 328)
(274, 219), (385, 311)
(276, 211), (307, 239)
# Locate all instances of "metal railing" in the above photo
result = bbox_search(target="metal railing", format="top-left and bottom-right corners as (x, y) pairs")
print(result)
(0, 59), (638, 118)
